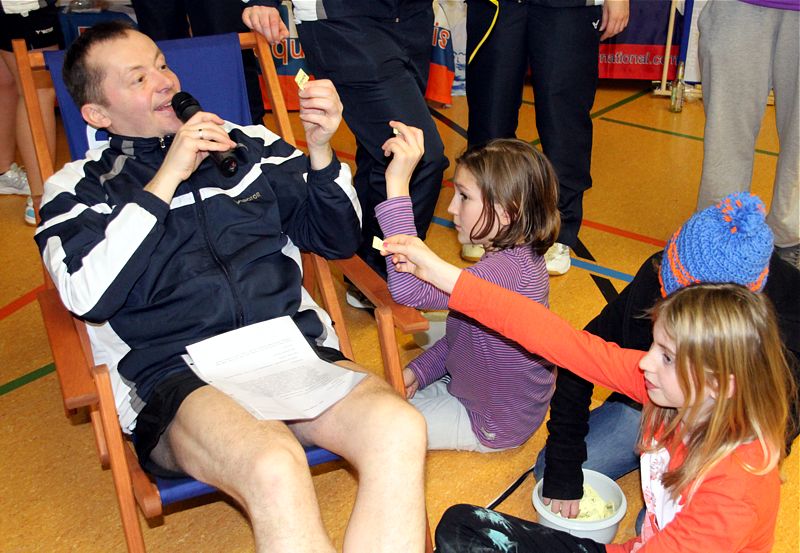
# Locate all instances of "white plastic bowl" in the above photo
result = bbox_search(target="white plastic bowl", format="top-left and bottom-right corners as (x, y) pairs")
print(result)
(532, 469), (627, 544)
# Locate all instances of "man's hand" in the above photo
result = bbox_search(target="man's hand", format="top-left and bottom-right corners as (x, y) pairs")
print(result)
(383, 121), (425, 199)
(242, 6), (289, 44)
(403, 367), (420, 399)
(541, 496), (582, 519)
(298, 79), (342, 170)
(600, 0), (629, 41)
(146, 111), (236, 203)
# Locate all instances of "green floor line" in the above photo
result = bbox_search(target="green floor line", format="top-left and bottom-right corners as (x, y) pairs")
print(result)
(0, 363), (55, 397)
(590, 87), (652, 119)
(600, 117), (779, 157)
(527, 87), (651, 147)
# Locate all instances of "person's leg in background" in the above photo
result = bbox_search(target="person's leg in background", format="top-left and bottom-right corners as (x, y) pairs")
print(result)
(0, 50), (28, 196)
(0, 5), (61, 224)
(696, 1), (771, 210)
(130, 0), (190, 39)
(436, 504), (607, 553)
(463, 0), (529, 261)
(132, 0), (265, 124)
(527, 4), (601, 276)
(768, 8), (799, 268)
(297, 12), (447, 281)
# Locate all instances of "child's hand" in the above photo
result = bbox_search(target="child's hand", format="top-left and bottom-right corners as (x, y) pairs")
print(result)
(541, 496), (581, 519)
(403, 367), (419, 399)
(382, 235), (462, 294)
(383, 121), (424, 199)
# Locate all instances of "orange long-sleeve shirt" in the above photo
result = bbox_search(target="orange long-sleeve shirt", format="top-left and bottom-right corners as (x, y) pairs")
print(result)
(449, 271), (780, 553)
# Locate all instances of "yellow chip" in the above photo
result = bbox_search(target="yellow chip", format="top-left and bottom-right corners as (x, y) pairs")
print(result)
(392, 127), (400, 136)
(295, 68), (309, 90)
(372, 236), (384, 251)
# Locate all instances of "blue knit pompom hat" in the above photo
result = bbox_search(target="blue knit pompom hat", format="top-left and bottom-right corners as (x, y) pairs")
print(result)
(659, 192), (773, 297)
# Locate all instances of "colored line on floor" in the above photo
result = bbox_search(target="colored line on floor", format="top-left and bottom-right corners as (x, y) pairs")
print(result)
(429, 107), (469, 140)
(571, 258), (634, 283)
(432, 215), (455, 228)
(600, 117), (779, 157)
(590, 87), (653, 120)
(0, 284), (45, 322)
(572, 238), (619, 304)
(0, 363), (55, 397)
(582, 219), (667, 248)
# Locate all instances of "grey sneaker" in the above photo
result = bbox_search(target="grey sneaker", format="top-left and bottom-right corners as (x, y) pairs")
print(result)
(775, 244), (800, 270)
(545, 242), (571, 275)
(0, 163), (30, 195)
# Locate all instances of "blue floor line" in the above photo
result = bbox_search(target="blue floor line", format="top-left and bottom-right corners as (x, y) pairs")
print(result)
(570, 258), (633, 283)
(432, 215), (455, 228)
(431, 217), (634, 283)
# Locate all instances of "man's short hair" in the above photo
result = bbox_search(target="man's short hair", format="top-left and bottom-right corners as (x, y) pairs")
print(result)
(62, 20), (136, 108)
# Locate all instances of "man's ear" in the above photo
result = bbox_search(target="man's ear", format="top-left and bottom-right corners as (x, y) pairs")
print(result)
(81, 103), (111, 130)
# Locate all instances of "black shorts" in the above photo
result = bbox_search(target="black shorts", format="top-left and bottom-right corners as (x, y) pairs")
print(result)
(0, 6), (63, 52)
(133, 344), (348, 478)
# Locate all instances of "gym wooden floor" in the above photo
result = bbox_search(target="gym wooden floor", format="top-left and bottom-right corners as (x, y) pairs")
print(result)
(1, 80), (797, 552)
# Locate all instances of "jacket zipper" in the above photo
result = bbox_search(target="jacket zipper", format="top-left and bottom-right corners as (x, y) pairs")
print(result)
(191, 186), (246, 328)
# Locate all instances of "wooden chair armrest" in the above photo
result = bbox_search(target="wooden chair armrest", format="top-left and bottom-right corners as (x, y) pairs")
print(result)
(332, 256), (429, 334)
(37, 288), (98, 413)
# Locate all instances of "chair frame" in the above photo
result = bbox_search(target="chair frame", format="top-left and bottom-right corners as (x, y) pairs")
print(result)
(16, 31), (431, 553)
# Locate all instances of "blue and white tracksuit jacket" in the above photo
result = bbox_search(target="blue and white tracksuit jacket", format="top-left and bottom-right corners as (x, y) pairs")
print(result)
(34, 122), (361, 432)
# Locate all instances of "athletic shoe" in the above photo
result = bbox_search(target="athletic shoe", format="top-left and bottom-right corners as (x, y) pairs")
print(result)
(460, 244), (485, 263)
(24, 196), (36, 226)
(345, 284), (375, 310)
(545, 242), (571, 275)
(0, 163), (30, 195)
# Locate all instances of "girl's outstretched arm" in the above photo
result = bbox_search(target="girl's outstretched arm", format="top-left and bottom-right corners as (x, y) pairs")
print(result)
(382, 234), (462, 295)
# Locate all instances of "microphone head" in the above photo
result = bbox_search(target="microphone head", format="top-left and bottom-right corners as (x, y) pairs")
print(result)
(171, 91), (201, 122)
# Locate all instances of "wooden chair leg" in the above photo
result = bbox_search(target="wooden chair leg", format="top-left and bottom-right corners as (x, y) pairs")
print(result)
(92, 365), (146, 553)
(375, 306), (406, 396)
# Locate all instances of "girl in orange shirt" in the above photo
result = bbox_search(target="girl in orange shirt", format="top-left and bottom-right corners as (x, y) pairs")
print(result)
(382, 234), (794, 553)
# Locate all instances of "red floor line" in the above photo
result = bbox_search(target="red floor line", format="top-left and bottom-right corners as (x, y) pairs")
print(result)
(0, 284), (45, 322)
(582, 219), (667, 248)
(286, 144), (666, 249)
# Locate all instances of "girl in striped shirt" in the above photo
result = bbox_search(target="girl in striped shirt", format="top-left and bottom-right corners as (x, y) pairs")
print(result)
(375, 122), (561, 451)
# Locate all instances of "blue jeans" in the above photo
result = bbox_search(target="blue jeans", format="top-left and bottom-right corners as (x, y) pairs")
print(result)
(534, 399), (641, 482)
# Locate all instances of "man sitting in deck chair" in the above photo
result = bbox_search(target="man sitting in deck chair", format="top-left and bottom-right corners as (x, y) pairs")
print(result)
(33, 22), (426, 553)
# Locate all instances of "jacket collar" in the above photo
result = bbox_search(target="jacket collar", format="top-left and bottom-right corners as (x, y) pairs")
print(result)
(107, 132), (175, 160)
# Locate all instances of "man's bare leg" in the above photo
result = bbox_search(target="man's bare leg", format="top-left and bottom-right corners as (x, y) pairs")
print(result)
(152, 386), (336, 553)
(291, 367), (428, 553)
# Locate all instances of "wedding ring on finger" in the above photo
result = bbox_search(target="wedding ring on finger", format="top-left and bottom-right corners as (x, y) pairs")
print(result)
(198, 128), (204, 140)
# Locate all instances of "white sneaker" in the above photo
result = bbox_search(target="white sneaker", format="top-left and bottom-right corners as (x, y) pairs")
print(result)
(461, 244), (485, 263)
(0, 163), (30, 195)
(345, 284), (375, 310)
(24, 196), (36, 226)
(545, 243), (571, 275)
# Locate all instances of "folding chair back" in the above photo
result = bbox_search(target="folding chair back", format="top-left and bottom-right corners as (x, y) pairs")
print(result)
(45, 33), (252, 160)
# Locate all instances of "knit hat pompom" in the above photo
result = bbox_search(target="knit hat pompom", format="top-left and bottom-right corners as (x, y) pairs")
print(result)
(659, 192), (773, 297)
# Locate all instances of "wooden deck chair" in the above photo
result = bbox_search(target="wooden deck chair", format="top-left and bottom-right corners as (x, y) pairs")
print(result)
(15, 30), (430, 553)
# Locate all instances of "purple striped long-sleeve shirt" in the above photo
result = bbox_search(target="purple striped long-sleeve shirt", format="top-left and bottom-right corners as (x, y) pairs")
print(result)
(375, 196), (556, 449)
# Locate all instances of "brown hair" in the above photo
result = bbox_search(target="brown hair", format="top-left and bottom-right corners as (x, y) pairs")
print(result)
(456, 139), (560, 255)
(640, 283), (794, 501)
(62, 20), (136, 108)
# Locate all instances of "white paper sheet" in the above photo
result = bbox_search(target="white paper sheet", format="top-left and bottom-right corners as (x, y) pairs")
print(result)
(184, 317), (365, 420)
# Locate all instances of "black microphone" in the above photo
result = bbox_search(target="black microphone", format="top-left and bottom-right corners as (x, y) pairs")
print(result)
(171, 91), (238, 177)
